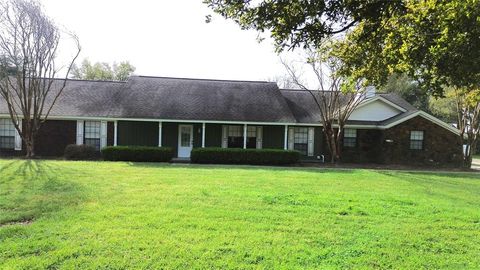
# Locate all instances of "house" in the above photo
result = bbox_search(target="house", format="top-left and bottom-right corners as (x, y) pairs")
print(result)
(0, 76), (464, 166)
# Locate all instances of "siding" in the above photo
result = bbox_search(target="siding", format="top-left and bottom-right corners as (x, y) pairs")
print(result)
(107, 121), (114, 146)
(205, 124), (222, 147)
(162, 122), (178, 156)
(262, 125), (285, 149)
(118, 121), (158, 146)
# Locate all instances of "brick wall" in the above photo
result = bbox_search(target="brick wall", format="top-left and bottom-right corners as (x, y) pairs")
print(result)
(381, 116), (463, 167)
(34, 120), (76, 156)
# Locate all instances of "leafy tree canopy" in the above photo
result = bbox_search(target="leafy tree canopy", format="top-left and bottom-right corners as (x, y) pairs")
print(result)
(71, 59), (135, 81)
(203, 0), (403, 51)
(205, 1), (480, 97)
(379, 73), (429, 112)
(334, 0), (480, 96)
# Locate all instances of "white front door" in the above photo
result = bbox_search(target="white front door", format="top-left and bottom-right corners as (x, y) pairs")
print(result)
(178, 125), (193, 158)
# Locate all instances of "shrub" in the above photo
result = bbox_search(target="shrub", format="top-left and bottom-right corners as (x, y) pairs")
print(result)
(64, 144), (98, 160)
(190, 147), (300, 165)
(101, 146), (173, 162)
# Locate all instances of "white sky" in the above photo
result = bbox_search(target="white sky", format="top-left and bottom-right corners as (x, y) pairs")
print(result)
(41, 0), (288, 82)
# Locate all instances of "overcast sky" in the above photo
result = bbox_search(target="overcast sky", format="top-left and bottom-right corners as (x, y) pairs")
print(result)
(41, 0), (288, 82)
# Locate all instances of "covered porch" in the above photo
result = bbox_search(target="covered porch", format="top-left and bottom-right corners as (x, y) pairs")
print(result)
(90, 120), (325, 159)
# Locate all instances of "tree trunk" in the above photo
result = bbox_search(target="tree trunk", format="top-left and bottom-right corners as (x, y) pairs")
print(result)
(24, 136), (35, 158)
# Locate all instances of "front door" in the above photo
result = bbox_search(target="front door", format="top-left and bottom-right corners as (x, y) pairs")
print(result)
(178, 125), (193, 158)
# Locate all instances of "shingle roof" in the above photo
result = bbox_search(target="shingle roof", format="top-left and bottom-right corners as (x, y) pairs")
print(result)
(0, 76), (297, 123)
(279, 89), (419, 126)
(0, 78), (125, 118)
(0, 76), (424, 126)
(116, 76), (296, 122)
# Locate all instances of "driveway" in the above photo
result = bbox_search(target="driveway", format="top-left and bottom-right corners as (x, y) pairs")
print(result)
(472, 157), (480, 170)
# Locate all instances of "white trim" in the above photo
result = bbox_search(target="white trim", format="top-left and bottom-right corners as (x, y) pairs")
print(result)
(355, 96), (407, 113)
(307, 127), (314, 156)
(284, 125), (288, 150)
(288, 127), (294, 150)
(201, 122), (205, 148)
(158, 121), (162, 147)
(0, 109), (459, 136)
(256, 126), (262, 149)
(114, 121), (118, 146)
(76, 120), (84, 145)
(177, 124), (193, 158)
(0, 114), (311, 127)
(221, 125), (228, 148)
(100, 121), (107, 149)
(14, 119), (22, 151)
(243, 124), (247, 149)
(383, 111), (460, 135)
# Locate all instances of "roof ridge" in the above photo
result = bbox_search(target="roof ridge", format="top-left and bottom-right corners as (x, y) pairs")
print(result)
(134, 75), (273, 84)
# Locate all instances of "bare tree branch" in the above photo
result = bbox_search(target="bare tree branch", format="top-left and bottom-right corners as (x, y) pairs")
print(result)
(280, 45), (367, 163)
(0, 0), (81, 157)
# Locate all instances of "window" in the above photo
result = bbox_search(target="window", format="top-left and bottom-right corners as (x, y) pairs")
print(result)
(180, 126), (191, 147)
(410, 130), (424, 150)
(84, 121), (101, 150)
(343, 129), (357, 148)
(227, 125), (243, 148)
(294, 127), (308, 155)
(246, 126), (257, 149)
(0, 119), (15, 149)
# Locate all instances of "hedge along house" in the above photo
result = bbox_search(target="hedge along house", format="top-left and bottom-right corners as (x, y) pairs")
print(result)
(0, 76), (464, 166)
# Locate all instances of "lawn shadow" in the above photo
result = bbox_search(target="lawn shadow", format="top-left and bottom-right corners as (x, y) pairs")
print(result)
(0, 160), (88, 225)
(125, 161), (358, 174)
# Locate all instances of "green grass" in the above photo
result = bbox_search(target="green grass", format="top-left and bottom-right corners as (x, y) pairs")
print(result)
(0, 160), (479, 269)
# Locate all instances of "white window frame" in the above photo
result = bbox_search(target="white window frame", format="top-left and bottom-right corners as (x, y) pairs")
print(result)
(0, 119), (16, 149)
(410, 130), (424, 150)
(84, 121), (101, 150)
(343, 128), (357, 148)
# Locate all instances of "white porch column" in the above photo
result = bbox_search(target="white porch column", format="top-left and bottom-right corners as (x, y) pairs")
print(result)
(158, 121), (162, 147)
(243, 123), (247, 149)
(284, 125), (288, 150)
(201, 123), (206, 148)
(76, 120), (84, 145)
(113, 121), (118, 146)
(100, 121), (108, 149)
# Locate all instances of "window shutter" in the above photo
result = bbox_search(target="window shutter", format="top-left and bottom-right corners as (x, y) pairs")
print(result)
(221, 125), (228, 148)
(14, 119), (22, 150)
(307, 127), (315, 156)
(288, 127), (294, 150)
(256, 126), (263, 149)
(76, 120), (84, 145)
(100, 121), (108, 149)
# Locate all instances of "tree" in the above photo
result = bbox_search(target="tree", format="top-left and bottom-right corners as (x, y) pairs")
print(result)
(204, 0), (404, 51)
(281, 45), (366, 163)
(429, 92), (457, 124)
(453, 88), (480, 166)
(379, 73), (429, 112)
(332, 1), (480, 167)
(71, 59), (135, 81)
(0, 0), (81, 157)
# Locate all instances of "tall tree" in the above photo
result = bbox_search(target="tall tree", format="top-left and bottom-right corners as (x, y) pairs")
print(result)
(379, 73), (429, 112)
(281, 46), (366, 163)
(204, 0), (404, 51)
(71, 59), (135, 81)
(333, 0), (480, 167)
(0, 0), (80, 157)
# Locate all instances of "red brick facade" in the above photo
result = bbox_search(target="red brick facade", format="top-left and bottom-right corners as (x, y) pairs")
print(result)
(380, 116), (463, 167)
(339, 116), (462, 167)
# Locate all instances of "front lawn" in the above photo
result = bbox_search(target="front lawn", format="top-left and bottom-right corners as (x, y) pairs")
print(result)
(0, 160), (479, 269)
